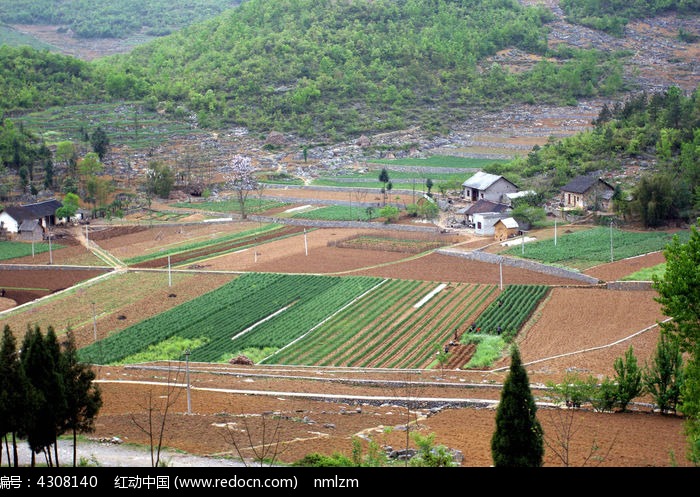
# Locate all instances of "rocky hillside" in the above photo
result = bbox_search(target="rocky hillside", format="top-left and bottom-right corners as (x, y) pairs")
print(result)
(7, 2), (700, 179)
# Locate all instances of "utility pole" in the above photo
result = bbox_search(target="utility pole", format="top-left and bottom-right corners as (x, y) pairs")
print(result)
(48, 231), (53, 264)
(92, 302), (98, 343)
(499, 259), (503, 291)
(185, 349), (191, 414)
(610, 220), (614, 262)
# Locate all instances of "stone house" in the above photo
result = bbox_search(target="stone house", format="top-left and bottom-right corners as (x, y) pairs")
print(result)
(462, 171), (519, 203)
(0, 199), (63, 237)
(560, 175), (615, 212)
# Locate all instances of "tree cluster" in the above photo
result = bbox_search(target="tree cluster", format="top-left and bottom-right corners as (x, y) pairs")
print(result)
(488, 85), (700, 227)
(0, 0), (241, 39)
(560, 0), (699, 36)
(0, 324), (102, 467)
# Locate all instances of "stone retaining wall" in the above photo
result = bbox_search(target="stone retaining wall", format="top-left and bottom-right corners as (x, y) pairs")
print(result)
(436, 248), (601, 284)
(606, 281), (654, 291)
(248, 215), (441, 233)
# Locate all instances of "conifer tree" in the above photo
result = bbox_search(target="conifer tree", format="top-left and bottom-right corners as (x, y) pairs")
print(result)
(0, 325), (28, 467)
(60, 328), (103, 467)
(491, 344), (544, 467)
(19, 325), (66, 467)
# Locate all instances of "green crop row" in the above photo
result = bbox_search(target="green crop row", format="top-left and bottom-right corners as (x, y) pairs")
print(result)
(291, 205), (374, 221)
(471, 284), (549, 337)
(77, 272), (382, 364)
(0, 240), (64, 261)
(503, 227), (689, 270)
(269, 281), (499, 369)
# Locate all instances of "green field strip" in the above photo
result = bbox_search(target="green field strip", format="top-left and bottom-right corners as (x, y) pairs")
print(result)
(264, 279), (393, 364)
(401, 285), (496, 368)
(472, 285), (549, 334)
(123, 224), (283, 264)
(173, 227), (311, 268)
(217, 275), (383, 362)
(371, 282), (469, 368)
(389, 283), (489, 369)
(193, 274), (347, 361)
(501, 228), (688, 270)
(273, 278), (421, 365)
(260, 278), (389, 364)
(77, 272), (288, 363)
(314, 280), (431, 367)
(283, 278), (421, 366)
(347, 281), (451, 367)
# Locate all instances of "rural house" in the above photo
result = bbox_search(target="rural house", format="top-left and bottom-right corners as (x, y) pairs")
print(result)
(0, 199), (62, 239)
(462, 171), (519, 203)
(457, 199), (512, 236)
(560, 174), (615, 212)
(494, 217), (520, 242)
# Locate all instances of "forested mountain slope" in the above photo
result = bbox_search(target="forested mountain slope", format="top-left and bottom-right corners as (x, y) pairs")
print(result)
(0, 0), (243, 38)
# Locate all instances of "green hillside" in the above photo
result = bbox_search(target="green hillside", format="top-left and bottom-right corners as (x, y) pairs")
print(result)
(1, 0), (634, 140)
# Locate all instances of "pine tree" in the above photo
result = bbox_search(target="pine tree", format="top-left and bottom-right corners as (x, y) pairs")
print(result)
(60, 328), (103, 467)
(491, 344), (544, 467)
(19, 325), (66, 467)
(644, 331), (684, 414)
(0, 325), (28, 467)
(613, 345), (644, 412)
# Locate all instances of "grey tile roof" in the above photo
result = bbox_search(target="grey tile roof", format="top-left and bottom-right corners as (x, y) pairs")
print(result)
(561, 175), (614, 194)
(462, 171), (502, 190)
(2, 199), (62, 221)
(463, 199), (511, 215)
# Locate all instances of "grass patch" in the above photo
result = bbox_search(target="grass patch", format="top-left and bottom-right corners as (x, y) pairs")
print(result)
(622, 263), (666, 281)
(291, 205), (374, 221)
(462, 334), (506, 369)
(501, 227), (688, 270)
(0, 240), (65, 261)
(115, 336), (209, 365)
(174, 198), (288, 214)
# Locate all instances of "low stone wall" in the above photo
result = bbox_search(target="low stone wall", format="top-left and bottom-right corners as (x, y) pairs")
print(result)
(248, 215), (441, 233)
(436, 248), (601, 284)
(606, 281), (654, 291)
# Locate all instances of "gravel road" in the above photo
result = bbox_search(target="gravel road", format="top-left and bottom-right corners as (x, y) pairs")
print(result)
(9, 439), (247, 468)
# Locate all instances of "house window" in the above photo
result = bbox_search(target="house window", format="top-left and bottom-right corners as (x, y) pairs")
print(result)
(477, 221), (482, 229)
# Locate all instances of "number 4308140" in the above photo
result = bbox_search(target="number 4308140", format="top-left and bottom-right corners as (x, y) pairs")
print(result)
(36, 475), (98, 488)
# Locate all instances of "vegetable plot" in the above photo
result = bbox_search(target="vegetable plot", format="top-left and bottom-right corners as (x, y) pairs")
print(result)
(77, 272), (382, 364)
(266, 281), (498, 369)
(470, 284), (549, 336)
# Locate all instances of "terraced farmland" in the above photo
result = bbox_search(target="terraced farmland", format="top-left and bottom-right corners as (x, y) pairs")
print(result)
(265, 280), (499, 368)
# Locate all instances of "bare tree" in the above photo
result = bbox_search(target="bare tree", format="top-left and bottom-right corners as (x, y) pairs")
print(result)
(387, 370), (423, 467)
(223, 412), (286, 467)
(130, 363), (184, 467)
(352, 188), (368, 220)
(542, 407), (617, 467)
(223, 155), (259, 219)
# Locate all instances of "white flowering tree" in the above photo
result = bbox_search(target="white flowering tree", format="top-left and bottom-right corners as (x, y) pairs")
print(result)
(223, 155), (259, 219)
